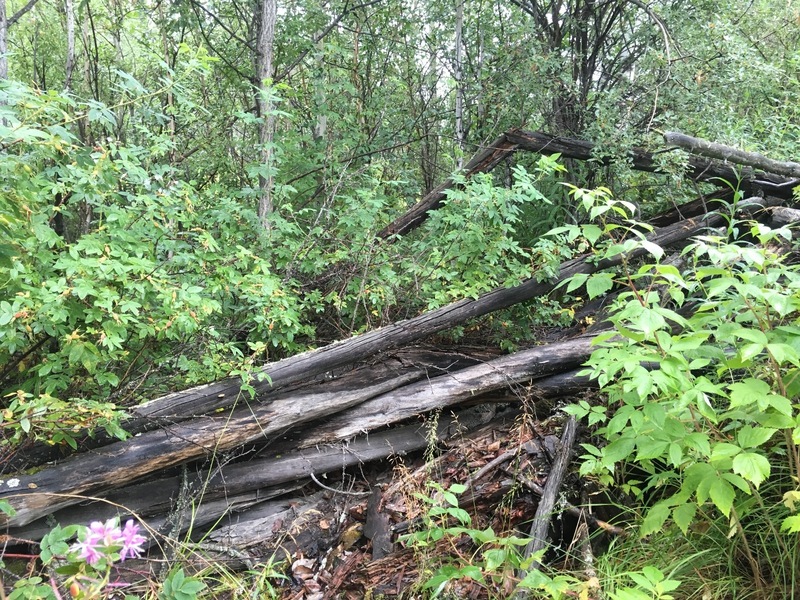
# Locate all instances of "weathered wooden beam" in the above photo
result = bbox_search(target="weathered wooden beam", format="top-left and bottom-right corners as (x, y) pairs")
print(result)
(1, 334), (593, 528)
(299, 337), (595, 447)
(506, 128), (798, 194)
(519, 415), (578, 577)
(664, 131), (800, 179)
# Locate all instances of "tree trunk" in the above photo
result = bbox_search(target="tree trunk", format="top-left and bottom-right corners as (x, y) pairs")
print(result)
(0, 0), (7, 80)
(64, 0), (75, 91)
(454, 0), (465, 167)
(254, 0), (277, 229)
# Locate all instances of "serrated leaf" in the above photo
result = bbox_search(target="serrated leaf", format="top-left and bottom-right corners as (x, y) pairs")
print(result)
(732, 452), (770, 487)
(586, 273), (614, 299)
(640, 502), (670, 536)
(709, 478), (735, 517)
(566, 272), (589, 293)
(602, 435), (636, 463)
(483, 548), (508, 572)
(736, 425), (776, 449)
(781, 515), (800, 533)
(672, 503), (696, 535)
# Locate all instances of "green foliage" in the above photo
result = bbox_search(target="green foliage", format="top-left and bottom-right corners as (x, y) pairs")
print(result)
(566, 204), (800, 592)
(401, 481), (577, 598)
(159, 568), (206, 600)
(6, 577), (58, 600)
(0, 81), (315, 446)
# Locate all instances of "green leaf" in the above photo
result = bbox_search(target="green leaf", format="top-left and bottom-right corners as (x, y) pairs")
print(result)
(780, 515), (800, 533)
(732, 452), (770, 487)
(586, 273), (614, 299)
(640, 240), (664, 260)
(736, 425), (776, 449)
(709, 478), (735, 517)
(729, 378), (770, 409)
(566, 272), (589, 293)
(603, 435), (636, 464)
(483, 548), (509, 572)
(672, 503), (697, 535)
(640, 502), (670, 536)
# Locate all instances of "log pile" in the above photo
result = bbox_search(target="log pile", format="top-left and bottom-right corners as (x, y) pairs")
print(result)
(1, 129), (798, 596)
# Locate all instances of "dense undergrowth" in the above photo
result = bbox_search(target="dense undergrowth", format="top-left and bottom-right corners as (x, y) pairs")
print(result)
(2, 75), (800, 598)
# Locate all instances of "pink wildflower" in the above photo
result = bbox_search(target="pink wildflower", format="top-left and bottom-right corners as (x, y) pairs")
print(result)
(71, 517), (147, 565)
(73, 537), (103, 565)
(119, 520), (146, 560)
(88, 518), (121, 546)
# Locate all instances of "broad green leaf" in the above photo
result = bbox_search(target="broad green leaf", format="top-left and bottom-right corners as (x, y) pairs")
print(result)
(602, 435), (636, 463)
(708, 478), (735, 517)
(586, 273), (614, 299)
(732, 452), (770, 487)
(640, 502), (670, 536)
(781, 515), (800, 533)
(672, 502), (697, 535)
(736, 425), (776, 449)
(566, 272), (589, 293)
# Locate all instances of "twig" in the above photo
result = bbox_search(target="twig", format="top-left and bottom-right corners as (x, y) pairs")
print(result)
(463, 449), (517, 492)
(309, 472), (372, 497)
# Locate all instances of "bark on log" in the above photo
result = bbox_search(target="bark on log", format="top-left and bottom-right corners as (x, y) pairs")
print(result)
(1, 334), (593, 528)
(298, 336), (595, 447)
(505, 128), (798, 196)
(664, 131), (800, 180)
(764, 206), (800, 227)
(519, 415), (578, 578)
(6, 363), (591, 544)
(1, 373), (420, 527)
(7, 349), (490, 471)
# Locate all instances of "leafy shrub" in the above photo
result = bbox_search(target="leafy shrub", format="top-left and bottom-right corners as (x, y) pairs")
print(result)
(566, 197), (800, 593)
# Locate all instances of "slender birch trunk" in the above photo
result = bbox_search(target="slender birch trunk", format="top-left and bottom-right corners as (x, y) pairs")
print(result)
(254, 0), (277, 229)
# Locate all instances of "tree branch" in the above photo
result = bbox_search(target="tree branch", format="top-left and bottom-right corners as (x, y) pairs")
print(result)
(8, 0), (42, 27)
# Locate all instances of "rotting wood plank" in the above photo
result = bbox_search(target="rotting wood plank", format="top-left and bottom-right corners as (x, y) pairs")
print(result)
(6, 348), (491, 472)
(1, 335), (591, 528)
(8, 368), (590, 542)
(298, 336), (595, 447)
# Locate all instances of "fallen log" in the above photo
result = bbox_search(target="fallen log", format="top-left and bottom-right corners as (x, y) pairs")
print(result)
(298, 335), (595, 447)
(377, 128), (794, 243)
(126, 208), (727, 430)
(519, 415), (578, 574)
(7, 366), (591, 542)
(664, 131), (800, 180)
(7, 348), (490, 471)
(1, 334), (594, 528)
(507, 128), (798, 195)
